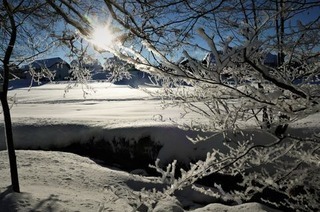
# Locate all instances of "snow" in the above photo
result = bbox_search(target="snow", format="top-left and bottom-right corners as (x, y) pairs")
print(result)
(0, 151), (279, 212)
(191, 202), (280, 212)
(1, 81), (208, 165)
(0, 80), (318, 211)
(7, 81), (195, 128)
(0, 150), (139, 211)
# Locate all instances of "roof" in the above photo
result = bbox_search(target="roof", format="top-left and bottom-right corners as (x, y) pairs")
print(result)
(22, 57), (69, 70)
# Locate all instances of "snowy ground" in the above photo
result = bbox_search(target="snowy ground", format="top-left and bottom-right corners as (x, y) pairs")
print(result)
(0, 80), (318, 211)
(7, 81), (190, 128)
(1, 81), (213, 164)
(4, 80), (319, 130)
(0, 151), (279, 212)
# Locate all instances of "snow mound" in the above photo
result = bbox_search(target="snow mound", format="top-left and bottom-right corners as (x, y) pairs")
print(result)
(191, 202), (280, 212)
(0, 150), (137, 211)
(0, 150), (279, 212)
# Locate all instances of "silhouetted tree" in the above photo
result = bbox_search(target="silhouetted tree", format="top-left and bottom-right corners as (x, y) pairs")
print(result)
(0, 0), (62, 192)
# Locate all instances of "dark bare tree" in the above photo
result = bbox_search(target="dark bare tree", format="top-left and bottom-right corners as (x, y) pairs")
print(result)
(0, 0), (63, 192)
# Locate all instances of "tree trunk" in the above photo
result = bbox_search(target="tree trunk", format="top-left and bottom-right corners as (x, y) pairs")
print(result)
(0, 95), (20, 192)
(276, 0), (286, 65)
(2, 0), (20, 193)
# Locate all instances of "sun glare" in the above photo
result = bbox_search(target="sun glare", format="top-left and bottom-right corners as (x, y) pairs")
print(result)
(90, 26), (114, 49)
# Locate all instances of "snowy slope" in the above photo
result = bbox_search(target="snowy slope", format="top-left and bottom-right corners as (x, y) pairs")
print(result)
(0, 150), (149, 211)
(0, 150), (279, 212)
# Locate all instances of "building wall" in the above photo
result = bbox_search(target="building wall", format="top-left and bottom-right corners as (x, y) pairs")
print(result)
(52, 64), (70, 80)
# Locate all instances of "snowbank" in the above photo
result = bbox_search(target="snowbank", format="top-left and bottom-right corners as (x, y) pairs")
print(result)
(0, 150), (279, 212)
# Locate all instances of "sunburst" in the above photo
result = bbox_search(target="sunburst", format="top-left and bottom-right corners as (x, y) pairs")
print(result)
(90, 25), (114, 50)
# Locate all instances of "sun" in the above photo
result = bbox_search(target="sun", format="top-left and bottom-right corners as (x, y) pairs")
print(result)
(90, 26), (114, 49)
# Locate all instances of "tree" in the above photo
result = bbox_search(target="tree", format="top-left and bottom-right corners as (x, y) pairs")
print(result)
(48, 0), (320, 127)
(0, 0), (63, 192)
(47, 0), (320, 210)
(1, 0), (20, 193)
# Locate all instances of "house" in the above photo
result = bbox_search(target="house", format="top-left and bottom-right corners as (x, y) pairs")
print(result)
(21, 57), (70, 80)
(0, 64), (27, 79)
(113, 67), (152, 88)
(202, 51), (278, 68)
(70, 59), (108, 80)
(178, 51), (278, 82)
(70, 59), (104, 73)
(104, 56), (153, 87)
(264, 53), (278, 67)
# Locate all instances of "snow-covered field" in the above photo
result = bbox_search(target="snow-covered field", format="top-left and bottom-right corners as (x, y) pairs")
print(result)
(7, 81), (192, 128)
(0, 80), (318, 211)
(0, 81), (213, 164)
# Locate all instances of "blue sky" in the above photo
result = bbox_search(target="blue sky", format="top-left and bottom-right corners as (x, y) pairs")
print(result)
(46, 2), (320, 65)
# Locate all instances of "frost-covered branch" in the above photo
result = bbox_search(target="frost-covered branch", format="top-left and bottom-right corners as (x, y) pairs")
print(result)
(45, 1), (320, 210)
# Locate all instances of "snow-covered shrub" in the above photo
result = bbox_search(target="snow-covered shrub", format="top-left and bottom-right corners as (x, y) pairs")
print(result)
(100, 1), (319, 210)
(48, 0), (320, 210)
(148, 133), (320, 210)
